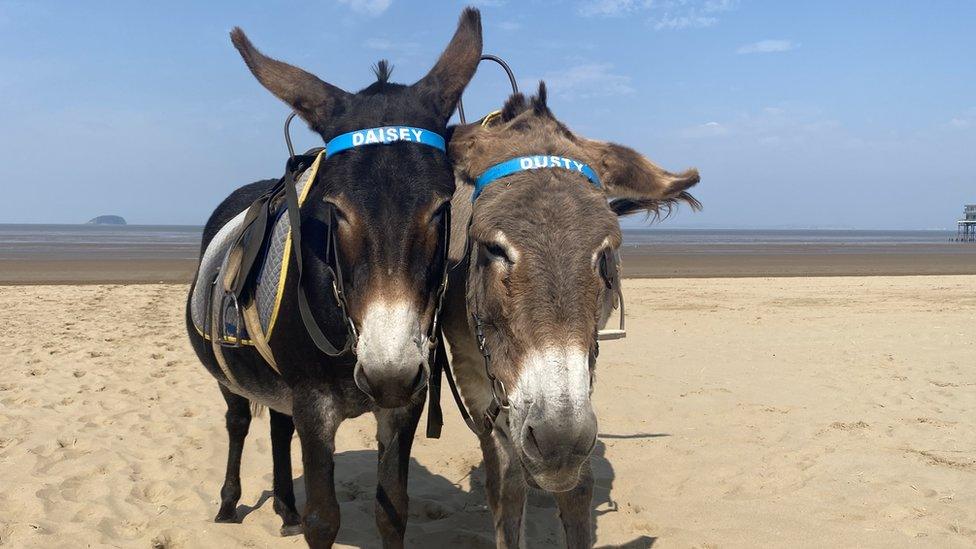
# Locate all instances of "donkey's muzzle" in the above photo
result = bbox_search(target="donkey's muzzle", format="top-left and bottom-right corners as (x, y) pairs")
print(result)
(353, 362), (428, 408)
(520, 402), (597, 490)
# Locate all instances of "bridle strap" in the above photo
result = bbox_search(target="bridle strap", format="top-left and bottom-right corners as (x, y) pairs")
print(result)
(436, 319), (504, 437)
(439, 233), (615, 438)
(283, 155), (356, 356)
(279, 118), (450, 359)
(439, 341), (486, 435)
(424, 205), (453, 439)
(433, 232), (512, 438)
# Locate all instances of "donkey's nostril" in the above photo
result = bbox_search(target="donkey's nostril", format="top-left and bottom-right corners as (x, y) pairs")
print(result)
(411, 364), (429, 394)
(353, 364), (372, 396)
(523, 425), (543, 461)
(354, 363), (427, 408)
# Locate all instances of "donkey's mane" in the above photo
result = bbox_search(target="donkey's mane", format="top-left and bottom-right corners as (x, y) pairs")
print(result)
(359, 60), (402, 95)
(372, 59), (393, 84)
(499, 82), (552, 122)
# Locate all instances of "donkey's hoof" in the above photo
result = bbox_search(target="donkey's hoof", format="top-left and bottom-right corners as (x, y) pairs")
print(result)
(280, 523), (303, 537)
(214, 508), (238, 523)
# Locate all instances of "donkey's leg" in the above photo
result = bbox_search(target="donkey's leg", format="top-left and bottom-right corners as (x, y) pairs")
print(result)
(293, 387), (342, 549)
(215, 384), (252, 523)
(552, 460), (595, 549)
(270, 409), (302, 536)
(373, 397), (424, 548)
(480, 429), (528, 548)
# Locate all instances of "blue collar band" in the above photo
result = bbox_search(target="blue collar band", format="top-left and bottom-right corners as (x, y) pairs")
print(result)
(325, 126), (446, 159)
(473, 155), (601, 201)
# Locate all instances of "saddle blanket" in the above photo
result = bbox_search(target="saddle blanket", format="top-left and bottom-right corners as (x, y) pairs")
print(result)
(189, 152), (323, 348)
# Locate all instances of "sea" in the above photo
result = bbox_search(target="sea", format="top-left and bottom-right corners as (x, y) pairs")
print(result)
(0, 224), (963, 261)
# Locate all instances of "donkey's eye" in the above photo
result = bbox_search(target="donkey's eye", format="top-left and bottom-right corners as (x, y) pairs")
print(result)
(483, 242), (513, 265)
(429, 202), (449, 226)
(324, 200), (350, 226)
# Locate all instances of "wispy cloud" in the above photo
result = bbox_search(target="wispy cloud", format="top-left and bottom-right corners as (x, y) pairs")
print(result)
(737, 39), (798, 54)
(467, 0), (507, 6)
(679, 121), (729, 138)
(945, 108), (976, 130)
(364, 37), (421, 57)
(337, 0), (392, 17)
(531, 63), (635, 100)
(650, 0), (737, 30)
(948, 118), (972, 129)
(577, 0), (640, 17)
(679, 104), (844, 146)
(577, 0), (738, 30)
(498, 20), (522, 31)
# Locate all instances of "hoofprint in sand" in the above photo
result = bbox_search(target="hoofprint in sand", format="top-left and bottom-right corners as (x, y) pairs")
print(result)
(0, 278), (973, 547)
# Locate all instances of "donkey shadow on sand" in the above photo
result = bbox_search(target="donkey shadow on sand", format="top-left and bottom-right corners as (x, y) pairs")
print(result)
(232, 440), (657, 548)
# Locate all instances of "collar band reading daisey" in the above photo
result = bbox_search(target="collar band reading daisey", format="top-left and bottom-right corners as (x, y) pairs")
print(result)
(325, 126), (446, 159)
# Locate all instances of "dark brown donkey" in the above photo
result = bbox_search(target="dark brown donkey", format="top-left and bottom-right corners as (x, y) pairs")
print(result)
(440, 84), (701, 547)
(185, 9), (481, 547)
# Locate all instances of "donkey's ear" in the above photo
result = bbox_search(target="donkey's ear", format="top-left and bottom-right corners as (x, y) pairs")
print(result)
(230, 27), (350, 135)
(582, 139), (702, 218)
(413, 8), (483, 121)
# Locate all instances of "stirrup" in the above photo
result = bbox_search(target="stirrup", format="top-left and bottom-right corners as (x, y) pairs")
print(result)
(217, 292), (245, 348)
(597, 304), (626, 340)
(597, 278), (626, 341)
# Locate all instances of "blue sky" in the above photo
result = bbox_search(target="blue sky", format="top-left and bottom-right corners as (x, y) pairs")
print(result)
(1, 0), (974, 228)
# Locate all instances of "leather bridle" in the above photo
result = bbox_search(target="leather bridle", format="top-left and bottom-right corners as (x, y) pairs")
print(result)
(442, 245), (623, 437)
(433, 55), (629, 437)
(280, 115), (453, 361)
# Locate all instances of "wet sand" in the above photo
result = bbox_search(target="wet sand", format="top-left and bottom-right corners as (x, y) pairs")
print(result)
(619, 246), (976, 278)
(0, 259), (199, 285)
(3, 244), (976, 284)
(1, 278), (973, 547)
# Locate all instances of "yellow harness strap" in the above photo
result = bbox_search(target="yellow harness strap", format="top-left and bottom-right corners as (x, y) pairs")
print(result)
(481, 110), (502, 128)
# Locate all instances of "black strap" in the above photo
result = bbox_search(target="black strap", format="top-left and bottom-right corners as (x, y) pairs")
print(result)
(222, 178), (287, 298)
(425, 334), (446, 438)
(430, 225), (496, 437)
(282, 157), (354, 357)
(440, 347), (488, 436)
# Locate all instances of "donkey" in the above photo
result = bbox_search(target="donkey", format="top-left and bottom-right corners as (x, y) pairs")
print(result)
(185, 9), (482, 547)
(440, 83), (700, 547)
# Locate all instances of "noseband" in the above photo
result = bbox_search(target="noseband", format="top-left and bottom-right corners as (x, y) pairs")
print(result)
(281, 116), (452, 358)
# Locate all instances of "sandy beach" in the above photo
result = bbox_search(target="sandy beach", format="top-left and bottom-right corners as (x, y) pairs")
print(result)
(1, 276), (973, 547)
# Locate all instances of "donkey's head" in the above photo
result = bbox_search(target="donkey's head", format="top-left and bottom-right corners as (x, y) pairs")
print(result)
(450, 83), (700, 490)
(233, 9), (482, 408)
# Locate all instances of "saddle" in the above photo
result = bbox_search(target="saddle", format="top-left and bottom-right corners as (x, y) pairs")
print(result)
(190, 148), (325, 367)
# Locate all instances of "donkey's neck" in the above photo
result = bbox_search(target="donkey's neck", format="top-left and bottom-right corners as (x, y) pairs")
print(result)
(448, 181), (475, 265)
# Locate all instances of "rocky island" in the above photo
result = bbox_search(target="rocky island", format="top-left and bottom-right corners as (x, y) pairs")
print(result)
(86, 215), (127, 225)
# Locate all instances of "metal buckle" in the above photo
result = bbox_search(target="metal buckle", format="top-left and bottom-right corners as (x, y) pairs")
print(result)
(597, 250), (626, 341)
(346, 318), (359, 353)
(331, 277), (342, 304)
(490, 377), (510, 410)
(218, 292), (244, 348)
